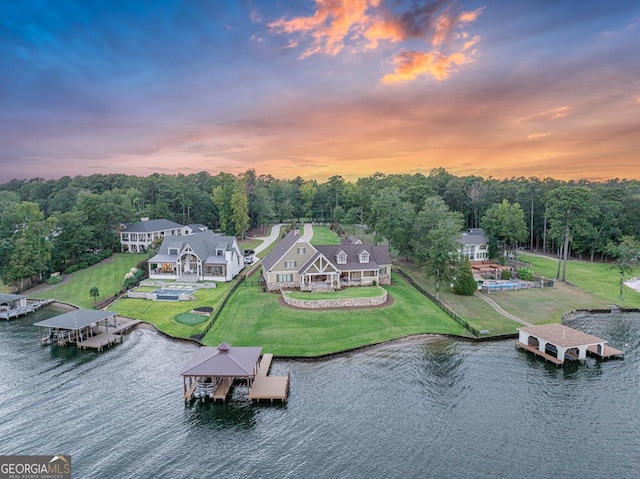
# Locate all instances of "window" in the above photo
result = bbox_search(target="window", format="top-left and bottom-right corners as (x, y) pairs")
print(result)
(168, 248), (179, 255)
(285, 260), (297, 268)
(297, 247), (306, 255)
(216, 248), (224, 256)
(205, 265), (224, 276)
(276, 274), (294, 282)
(479, 244), (487, 250)
(337, 252), (347, 264)
(359, 251), (370, 263)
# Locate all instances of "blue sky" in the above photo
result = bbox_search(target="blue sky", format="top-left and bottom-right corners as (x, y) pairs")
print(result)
(1, 0), (639, 183)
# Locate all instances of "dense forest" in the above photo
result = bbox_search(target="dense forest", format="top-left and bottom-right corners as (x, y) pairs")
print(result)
(1, 169), (639, 290)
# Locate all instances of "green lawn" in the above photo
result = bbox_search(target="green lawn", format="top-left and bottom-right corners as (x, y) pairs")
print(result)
(238, 238), (262, 252)
(396, 260), (522, 336)
(284, 286), (385, 300)
(519, 253), (640, 308)
(310, 225), (340, 245)
(29, 254), (147, 308)
(107, 283), (234, 338)
(202, 273), (473, 356)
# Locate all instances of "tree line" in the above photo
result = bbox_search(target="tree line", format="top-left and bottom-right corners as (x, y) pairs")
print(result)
(1, 168), (639, 290)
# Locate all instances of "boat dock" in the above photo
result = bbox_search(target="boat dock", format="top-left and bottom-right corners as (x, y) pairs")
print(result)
(0, 295), (54, 320)
(36, 310), (140, 351)
(248, 353), (290, 402)
(182, 344), (290, 403)
(516, 323), (624, 366)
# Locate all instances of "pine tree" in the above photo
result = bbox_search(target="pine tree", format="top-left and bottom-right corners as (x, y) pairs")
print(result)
(452, 259), (477, 296)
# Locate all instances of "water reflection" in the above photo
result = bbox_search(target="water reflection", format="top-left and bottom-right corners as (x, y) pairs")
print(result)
(184, 398), (257, 430)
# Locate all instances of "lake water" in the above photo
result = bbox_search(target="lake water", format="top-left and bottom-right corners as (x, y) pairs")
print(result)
(1, 307), (639, 478)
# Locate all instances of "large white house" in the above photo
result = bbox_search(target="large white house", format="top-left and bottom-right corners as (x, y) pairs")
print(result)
(261, 230), (392, 291)
(147, 231), (243, 282)
(120, 219), (210, 253)
(120, 218), (184, 253)
(459, 228), (489, 261)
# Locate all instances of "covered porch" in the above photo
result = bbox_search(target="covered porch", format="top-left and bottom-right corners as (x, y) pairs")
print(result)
(300, 254), (340, 291)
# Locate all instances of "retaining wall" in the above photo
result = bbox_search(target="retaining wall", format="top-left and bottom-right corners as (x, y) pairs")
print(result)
(281, 290), (388, 309)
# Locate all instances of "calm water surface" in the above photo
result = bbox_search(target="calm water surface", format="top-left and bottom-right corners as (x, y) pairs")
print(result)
(1, 307), (638, 478)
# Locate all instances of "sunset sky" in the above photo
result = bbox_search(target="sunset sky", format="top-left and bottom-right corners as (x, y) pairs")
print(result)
(1, 0), (639, 184)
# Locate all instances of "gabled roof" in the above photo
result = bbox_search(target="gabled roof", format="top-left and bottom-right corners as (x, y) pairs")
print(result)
(34, 309), (116, 331)
(459, 228), (488, 245)
(181, 343), (263, 377)
(262, 230), (314, 272)
(123, 218), (183, 233)
(314, 244), (391, 270)
(341, 235), (363, 245)
(185, 224), (208, 233)
(149, 231), (238, 263)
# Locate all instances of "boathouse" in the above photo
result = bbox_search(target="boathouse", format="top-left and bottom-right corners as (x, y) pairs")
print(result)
(516, 323), (624, 365)
(181, 342), (290, 402)
(35, 309), (139, 350)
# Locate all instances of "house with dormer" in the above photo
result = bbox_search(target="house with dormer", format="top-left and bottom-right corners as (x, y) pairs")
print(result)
(147, 231), (243, 282)
(261, 230), (391, 291)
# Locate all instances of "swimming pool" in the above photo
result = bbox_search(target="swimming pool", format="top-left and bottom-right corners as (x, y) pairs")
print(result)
(153, 288), (194, 300)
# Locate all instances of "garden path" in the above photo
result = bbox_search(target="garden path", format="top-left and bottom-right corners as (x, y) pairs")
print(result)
(476, 293), (532, 326)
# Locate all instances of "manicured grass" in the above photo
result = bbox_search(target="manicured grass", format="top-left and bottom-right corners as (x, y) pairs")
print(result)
(107, 283), (233, 338)
(132, 286), (157, 293)
(285, 286), (385, 300)
(519, 253), (640, 308)
(174, 312), (209, 326)
(396, 260), (521, 336)
(310, 225), (340, 245)
(29, 254), (148, 308)
(202, 273), (473, 356)
(238, 238), (262, 252)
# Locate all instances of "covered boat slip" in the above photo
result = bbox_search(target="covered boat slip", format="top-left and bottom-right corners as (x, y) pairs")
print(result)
(182, 344), (289, 403)
(516, 323), (624, 366)
(35, 309), (140, 350)
(0, 294), (54, 320)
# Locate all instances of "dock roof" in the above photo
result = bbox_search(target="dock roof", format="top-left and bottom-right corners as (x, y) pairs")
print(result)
(181, 343), (263, 377)
(519, 323), (606, 348)
(0, 293), (26, 303)
(34, 309), (116, 331)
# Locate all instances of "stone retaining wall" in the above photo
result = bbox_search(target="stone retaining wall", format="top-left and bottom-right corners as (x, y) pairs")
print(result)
(282, 290), (388, 309)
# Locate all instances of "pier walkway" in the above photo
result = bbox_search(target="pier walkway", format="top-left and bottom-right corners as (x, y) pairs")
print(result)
(249, 354), (289, 402)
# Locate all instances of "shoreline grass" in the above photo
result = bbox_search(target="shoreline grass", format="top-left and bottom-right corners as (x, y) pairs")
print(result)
(202, 272), (473, 356)
(29, 253), (147, 308)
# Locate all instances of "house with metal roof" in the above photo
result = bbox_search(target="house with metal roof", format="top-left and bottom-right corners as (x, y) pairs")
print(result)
(459, 228), (489, 261)
(147, 231), (243, 282)
(120, 218), (184, 253)
(261, 230), (392, 291)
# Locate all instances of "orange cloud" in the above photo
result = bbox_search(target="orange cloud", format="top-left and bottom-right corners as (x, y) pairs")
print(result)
(516, 106), (572, 123)
(381, 50), (470, 83)
(432, 6), (484, 46)
(268, 0), (377, 57)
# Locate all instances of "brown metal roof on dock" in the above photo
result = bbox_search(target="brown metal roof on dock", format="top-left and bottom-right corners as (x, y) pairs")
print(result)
(181, 343), (263, 377)
(519, 323), (605, 348)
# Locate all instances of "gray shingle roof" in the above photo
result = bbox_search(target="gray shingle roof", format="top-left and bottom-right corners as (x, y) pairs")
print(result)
(149, 231), (237, 264)
(459, 228), (488, 245)
(262, 230), (308, 272)
(123, 218), (183, 233)
(314, 244), (392, 271)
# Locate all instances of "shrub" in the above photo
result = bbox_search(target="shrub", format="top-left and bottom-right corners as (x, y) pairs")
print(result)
(501, 269), (512, 280)
(47, 272), (62, 285)
(64, 265), (79, 274)
(518, 267), (534, 281)
(453, 260), (478, 296)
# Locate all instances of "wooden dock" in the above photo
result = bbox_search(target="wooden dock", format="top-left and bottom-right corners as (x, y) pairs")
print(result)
(587, 343), (624, 359)
(0, 299), (54, 320)
(248, 354), (290, 402)
(213, 377), (234, 402)
(516, 341), (563, 366)
(77, 332), (121, 351)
